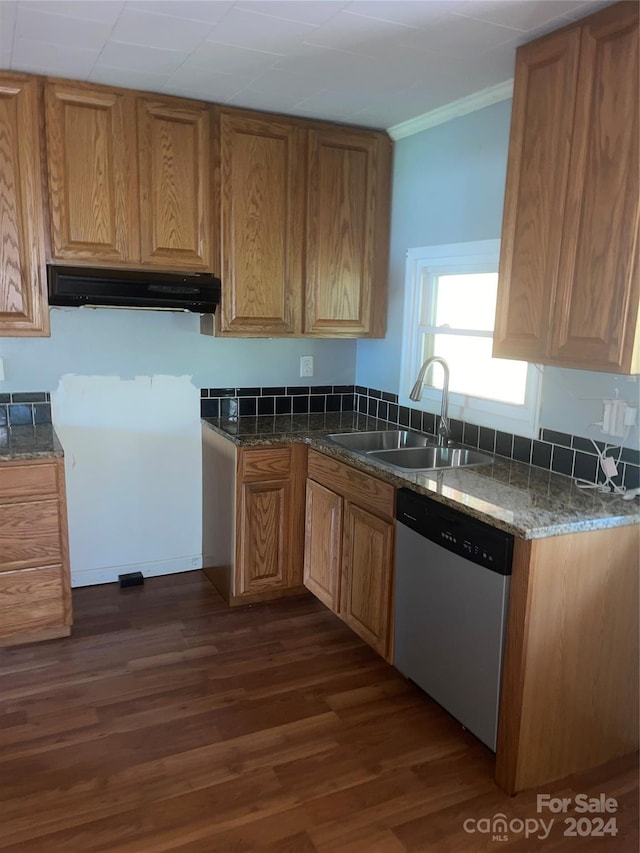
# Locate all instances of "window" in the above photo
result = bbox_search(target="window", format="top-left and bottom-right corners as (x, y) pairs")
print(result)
(400, 240), (541, 437)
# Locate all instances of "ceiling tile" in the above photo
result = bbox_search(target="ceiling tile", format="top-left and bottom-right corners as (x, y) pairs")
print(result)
(304, 10), (414, 54)
(401, 13), (520, 57)
(19, 0), (125, 24)
(205, 8), (317, 53)
(89, 65), (170, 91)
(241, 67), (330, 98)
(125, 1), (234, 23)
(93, 41), (187, 74)
(11, 38), (100, 76)
(225, 88), (312, 113)
(14, 5), (114, 50)
(294, 88), (379, 116)
(559, 0), (613, 20)
(456, 0), (585, 32)
(163, 64), (254, 100)
(234, 2), (347, 26)
(110, 8), (211, 51)
(184, 40), (281, 75)
(344, 1), (465, 27)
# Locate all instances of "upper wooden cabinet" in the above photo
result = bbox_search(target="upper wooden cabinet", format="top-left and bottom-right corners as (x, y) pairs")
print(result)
(45, 80), (213, 272)
(45, 80), (139, 264)
(217, 108), (392, 339)
(0, 73), (48, 336)
(138, 96), (212, 270)
(305, 127), (390, 337)
(218, 109), (304, 335)
(494, 1), (640, 373)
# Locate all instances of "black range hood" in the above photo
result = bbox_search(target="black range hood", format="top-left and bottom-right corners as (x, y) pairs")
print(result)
(47, 266), (221, 314)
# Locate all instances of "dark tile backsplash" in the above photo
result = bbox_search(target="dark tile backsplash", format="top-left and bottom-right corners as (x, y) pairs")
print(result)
(200, 383), (639, 492)
(202, 386), (356, 422)
(0, 392), (51, 428)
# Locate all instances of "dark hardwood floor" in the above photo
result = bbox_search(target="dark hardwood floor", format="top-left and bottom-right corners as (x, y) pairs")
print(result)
(0, 572), (637, 852)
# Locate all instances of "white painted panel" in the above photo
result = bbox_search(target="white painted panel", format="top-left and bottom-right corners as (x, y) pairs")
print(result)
(53, 374), (203, 587)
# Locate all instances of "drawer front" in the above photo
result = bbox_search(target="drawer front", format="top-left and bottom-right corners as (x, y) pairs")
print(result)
(240, 447), (291, 480)
(308, 450), (395, 521)
(0, 565), (67, 636)
(0, 461), (58, 501)
(0, 499), (62, 570)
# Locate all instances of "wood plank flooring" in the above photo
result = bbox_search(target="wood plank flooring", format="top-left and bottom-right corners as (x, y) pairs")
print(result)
(0, 571), (637, 852)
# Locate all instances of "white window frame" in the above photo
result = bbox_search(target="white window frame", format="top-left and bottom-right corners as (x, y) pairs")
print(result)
(399, 240), (542, 439)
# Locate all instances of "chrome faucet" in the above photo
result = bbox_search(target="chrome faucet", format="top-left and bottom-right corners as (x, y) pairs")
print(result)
(409, 356), (450, 446)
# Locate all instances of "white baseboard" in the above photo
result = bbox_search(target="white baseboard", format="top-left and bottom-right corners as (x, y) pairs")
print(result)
(71, 555), (203, 588)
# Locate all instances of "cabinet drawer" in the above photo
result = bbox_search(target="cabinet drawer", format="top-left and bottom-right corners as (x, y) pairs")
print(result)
(0, 499), (62, 570)
(240, 447), (291, 480)
(0, 462), (58, 501)
(308, 450), (395, 521)
(0, 565), (68, 637)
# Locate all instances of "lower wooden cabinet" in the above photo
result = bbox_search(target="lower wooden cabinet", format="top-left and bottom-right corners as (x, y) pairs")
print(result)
(304, 478), (342, 611)
(340, 502), (394, 656)
(496, 524), (639, 794)
(304, 449), (395, 659)
(201, 428), (307, 605)
(0, 458), (72, 645)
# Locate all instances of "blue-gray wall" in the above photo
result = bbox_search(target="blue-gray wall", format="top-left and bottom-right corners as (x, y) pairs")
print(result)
(356, 99), (639, 448)
(0, 310), (356, 586)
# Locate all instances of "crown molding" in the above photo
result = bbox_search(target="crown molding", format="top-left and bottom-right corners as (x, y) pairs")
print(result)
(388, 79), (514, 141)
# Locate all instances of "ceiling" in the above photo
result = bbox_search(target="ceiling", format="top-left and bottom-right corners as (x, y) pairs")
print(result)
(0, 0), (612, 131)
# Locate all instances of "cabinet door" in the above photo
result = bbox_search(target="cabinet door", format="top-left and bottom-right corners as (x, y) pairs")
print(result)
(45, 80), (139, 263)
(305, 128), (389, 337)
(138, 96), (212, 270)
(0, 74), (48, 336)
(0, 565), (68, 639)
(219, 110), (304, 335)
(303, 478), (343, 612)
(236, 478), (291, 595)
(341, 502), (394, 657)
(550, 3), (639, 372)
(493, 28), (581, 361)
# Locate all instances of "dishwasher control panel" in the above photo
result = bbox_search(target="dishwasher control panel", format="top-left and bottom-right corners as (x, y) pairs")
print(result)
(396, 488), (513, 575)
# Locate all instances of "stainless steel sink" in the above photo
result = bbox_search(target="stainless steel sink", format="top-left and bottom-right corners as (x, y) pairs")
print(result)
(369, 444), (495, 471)
(327, 429), (437, 453)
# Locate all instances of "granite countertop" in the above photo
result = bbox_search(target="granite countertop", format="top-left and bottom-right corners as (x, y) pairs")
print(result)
(0, 425), (65, 461)
(202, 413), (640, 540)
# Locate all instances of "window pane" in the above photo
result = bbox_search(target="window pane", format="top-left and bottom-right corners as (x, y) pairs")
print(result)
(421, 334), (528, 405)
(433, 273), (498, 331)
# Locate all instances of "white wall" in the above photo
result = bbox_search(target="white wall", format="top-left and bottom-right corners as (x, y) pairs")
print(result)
(1, 307), (357, 586)
(357, 99), (639, 448)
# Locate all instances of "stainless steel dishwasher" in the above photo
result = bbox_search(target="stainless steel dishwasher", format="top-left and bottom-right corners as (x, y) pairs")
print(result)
(394, 488), (513, 752)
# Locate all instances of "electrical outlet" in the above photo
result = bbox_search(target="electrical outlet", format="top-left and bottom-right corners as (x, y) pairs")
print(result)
(300, 355), (314, 377)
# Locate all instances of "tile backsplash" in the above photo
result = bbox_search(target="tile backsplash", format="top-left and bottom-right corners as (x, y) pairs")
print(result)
(201, 383), (639, 491)
(354, 386), (640, 492)
(201, 385), (356, 419)
(0, 392), (52, 428)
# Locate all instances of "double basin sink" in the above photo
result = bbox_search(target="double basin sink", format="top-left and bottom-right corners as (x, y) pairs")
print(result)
(327, 429), (495, 473)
